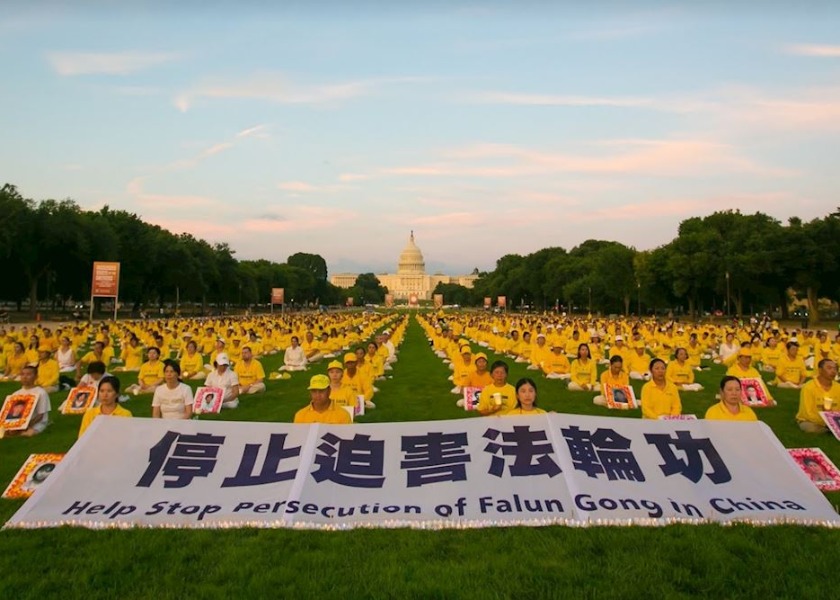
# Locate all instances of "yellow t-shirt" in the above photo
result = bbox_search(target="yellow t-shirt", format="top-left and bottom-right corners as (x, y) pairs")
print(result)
(293, 403), (352, 424)
(234, 359), (266, 387)
(36, 359), (60, 388)
(477, 383), (517, 415)
(666, 361), (694, 386)
(641, 381), (682, 419)
(796, 379), (840, 425)
(570, 358), (597, 387)
(138, 361), (165, 386)
(504, 407), (547, 416)
(78, 404), (133, 437)
(180, 352), (205, 375)
(705, 401), (757, 421)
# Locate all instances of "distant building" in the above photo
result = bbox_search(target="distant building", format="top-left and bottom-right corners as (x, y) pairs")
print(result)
(330, 232), (478, 300)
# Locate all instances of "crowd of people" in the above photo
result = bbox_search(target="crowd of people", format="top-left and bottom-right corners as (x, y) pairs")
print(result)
(418, 312), (840, 432)
(1, 311), (838, 437)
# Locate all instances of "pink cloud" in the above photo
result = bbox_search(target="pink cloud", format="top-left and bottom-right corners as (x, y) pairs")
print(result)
(785, 44), (840, 57)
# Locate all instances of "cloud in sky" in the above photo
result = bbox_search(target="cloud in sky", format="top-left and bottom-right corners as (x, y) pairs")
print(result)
(46, 51), (181, 76)
(784, 44), (840, 57)
(173, 72), (424, 112)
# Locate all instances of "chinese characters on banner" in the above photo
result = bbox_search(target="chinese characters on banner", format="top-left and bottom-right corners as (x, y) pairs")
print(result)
(6, 415), (838, 530)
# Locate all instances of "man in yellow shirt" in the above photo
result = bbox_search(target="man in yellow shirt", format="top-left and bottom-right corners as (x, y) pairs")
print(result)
(796, 359), (840, 433)
(342, 353), (374, 408)
(293, 374), (352, 424)
(774, 341), (808, 388)
(235, 346), (266, 395)
(35, 347), (60, 393)
(477, 360), (517, 416)
(705, 376), (758, 421)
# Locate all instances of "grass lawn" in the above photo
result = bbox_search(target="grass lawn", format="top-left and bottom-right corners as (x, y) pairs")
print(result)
(1, 313), (839, 599)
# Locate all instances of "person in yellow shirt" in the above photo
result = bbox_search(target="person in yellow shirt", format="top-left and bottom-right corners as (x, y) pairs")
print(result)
(118, 335), (144, 372)
(568, 344), (599, 391)
(593, 356), (630, 406)
(726, 349), (775, 405)
(796, 359), (840, 433)
(125, 347), (165, 395)
(35, 347), (60, 393)
(505, 377), (547, 416)
(366, 341), (385, 381)
(627, 344), (652, 380)
(342, 353), (374, 409)
(235, 346), (266, 395)
(685, 334), (704, 368)
(4, 342), (28, 380)
(293, 374), (352, 424)
(774, 341), (808, 388)
(76, 341), (114, 380)
(180, 340), (207, 380)
(705, 376), (758, 421)
(760, 337), (783, 373)
(478, 360), (517, 416)
(326, 360), (355, 409)
(641, 358), (682, 419)
(528, 334), (552, 371)
(451, 345), (475, 395)
(467, 353), (493, 388)
(666, 348), (703, 391)
(543, 344), (571, 380)
(78, 375), (132, 437)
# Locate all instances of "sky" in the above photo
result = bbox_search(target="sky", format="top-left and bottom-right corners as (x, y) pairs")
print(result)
(2, 1), (840, 277)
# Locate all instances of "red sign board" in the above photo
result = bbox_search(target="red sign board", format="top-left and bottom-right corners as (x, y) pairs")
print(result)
(92, 262), (120, 297)
(271, 288), (285, 304)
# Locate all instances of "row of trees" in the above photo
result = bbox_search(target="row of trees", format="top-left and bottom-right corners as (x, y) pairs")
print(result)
(452, 210), (840, 324)
(0, 184), (361, 316)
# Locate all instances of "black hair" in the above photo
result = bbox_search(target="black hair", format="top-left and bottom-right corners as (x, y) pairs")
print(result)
(490, 360), (509, 374)
(98, 375), (121, 394)
(514, 377), (538, 408)
(719, 375), (741, 391)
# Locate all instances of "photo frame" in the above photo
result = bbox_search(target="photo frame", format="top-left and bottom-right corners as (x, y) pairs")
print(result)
(2, 453), (65, 499)
(463, 386), (482, 411)
(820, 411), (840, 442)
(0, 394), (37, 431)
(61, 385), (98, 415)
(354, 394), (365, 417)
(788, 448), (840, 492)
(739, 378), (771, 407)
(604, 384), (638, 410)
(193, 386), (224, 415)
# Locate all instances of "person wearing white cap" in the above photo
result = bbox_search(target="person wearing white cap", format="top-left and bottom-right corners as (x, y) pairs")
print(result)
(382, 329), (397, 364)
(609, 335), (632, 370)
(528, 333), (550, 371)
(205, 353), (240, 409)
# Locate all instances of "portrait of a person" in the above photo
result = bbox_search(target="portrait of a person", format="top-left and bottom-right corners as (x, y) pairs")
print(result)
(612, 388), (628, 404)
(71, 391), (90, 409)
(6, 400), (27, 421)
(802, 457), (833, 485)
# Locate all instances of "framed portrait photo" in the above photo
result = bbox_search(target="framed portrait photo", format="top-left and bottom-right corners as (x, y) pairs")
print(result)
(61, 385), (98, 415)
(2, 453), (65, 499)
(739, 378), (772, 407)
(819, 411), (840, 442)
(463, 387), (482, 411)
(604, 384), (638, 410)
(193, 386), (224, 415)
(788, 448), (840, 492)
(0, 394), (37, 431)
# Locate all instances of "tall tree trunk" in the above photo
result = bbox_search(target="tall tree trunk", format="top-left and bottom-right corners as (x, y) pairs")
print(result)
(688, 296), (696, 320)
(623, 294), (630, 317)
(28, 278), (38, 318)
(778, 289), (789, 319)
(735, 290), (743, 318)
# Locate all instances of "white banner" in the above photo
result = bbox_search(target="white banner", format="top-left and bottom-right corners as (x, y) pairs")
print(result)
(5, 415), (838, 529)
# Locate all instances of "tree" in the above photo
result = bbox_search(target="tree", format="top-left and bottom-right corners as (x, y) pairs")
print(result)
(353, 273), (387, 303)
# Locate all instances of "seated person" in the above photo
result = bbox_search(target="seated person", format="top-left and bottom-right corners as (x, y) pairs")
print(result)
(124, 347), (165, 395)
(705, 376), (757, 421)
(796, 359), (840, 433)
(568, 343), (599, 391)
(505, 377), (547, 415)
(279, 336), (307, 371)
(774, 340), (808, 389)
(204, 353), (240, 409)
(152, 360), (194, 420)
(35, 347), (60, 394)
(78, 375), (132, 437)
(293, 374), (352, 424)
(666, 348), (703, 391)
(478, 360), (517, 416)
(593, 355), (629, 406)
(627, 344), (652, 380)
(235, 346), (266, 395)
(179, 340), (207, 380)
(4, 365), (51, 437)
(543, 344), (571, 380)
(641, 358), (682, 419)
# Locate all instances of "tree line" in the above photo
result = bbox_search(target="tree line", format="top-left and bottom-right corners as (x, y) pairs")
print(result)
(440, 209), (840, 324)
(0, 184), (353, 316)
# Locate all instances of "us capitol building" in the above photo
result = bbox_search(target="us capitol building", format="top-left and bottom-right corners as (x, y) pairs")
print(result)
(329, 232), (478, 300)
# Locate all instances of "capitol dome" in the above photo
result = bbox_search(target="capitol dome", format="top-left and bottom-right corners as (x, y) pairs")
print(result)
(397, 231), (426, 274)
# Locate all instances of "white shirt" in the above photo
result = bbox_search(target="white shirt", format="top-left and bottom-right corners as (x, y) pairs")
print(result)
(152, 382), (194, 419)
(284, 345), (307, 368)
(205, 368), (240, 403)
(12, 385), (51, 428)
(56, 347), (77, 372)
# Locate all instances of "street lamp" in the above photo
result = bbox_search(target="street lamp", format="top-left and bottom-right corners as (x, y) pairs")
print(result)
(588, 287), (592, 314)
(725, 271), (730, 317)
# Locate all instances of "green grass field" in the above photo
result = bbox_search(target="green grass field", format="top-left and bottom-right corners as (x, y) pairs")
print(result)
(1, 314), (839, 599)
